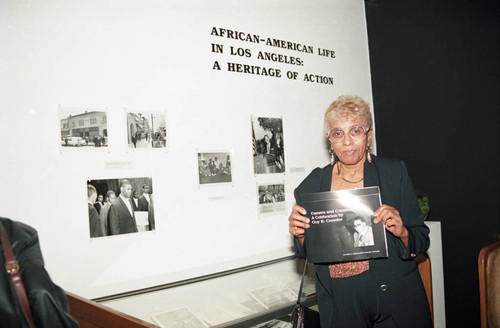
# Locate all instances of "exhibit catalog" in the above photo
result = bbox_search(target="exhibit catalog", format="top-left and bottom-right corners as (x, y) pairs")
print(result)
(301, 186), (388, 264)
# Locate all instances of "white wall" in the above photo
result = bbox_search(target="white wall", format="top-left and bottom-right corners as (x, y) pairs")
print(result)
(0, 0), (374, 298)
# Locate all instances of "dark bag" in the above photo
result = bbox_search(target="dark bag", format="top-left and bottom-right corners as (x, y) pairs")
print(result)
(291, 259), (321, 328)
(0, 217), (79, 328)
(291, 303), (321, 328)
(0, 220), (36, 327)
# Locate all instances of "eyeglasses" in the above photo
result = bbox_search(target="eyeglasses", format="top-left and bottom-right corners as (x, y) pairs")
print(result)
(327, 126), (370, 143)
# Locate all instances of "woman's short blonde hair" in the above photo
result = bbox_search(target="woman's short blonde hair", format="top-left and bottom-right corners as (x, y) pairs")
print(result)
(324, 95), (373, 133)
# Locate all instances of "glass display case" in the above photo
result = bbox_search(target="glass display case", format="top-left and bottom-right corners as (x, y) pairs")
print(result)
(97, 257), (317, 327)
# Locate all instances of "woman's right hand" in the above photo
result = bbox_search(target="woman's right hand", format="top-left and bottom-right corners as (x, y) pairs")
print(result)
(288, 205), (310, 243)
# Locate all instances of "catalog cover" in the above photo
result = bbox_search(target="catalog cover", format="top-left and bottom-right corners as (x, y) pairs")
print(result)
(301, 186), (388, 264)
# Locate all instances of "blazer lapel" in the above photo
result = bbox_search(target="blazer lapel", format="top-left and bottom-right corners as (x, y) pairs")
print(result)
(320, 164), (333, 192)
(363, 157), (380, 188)
(128, 198), (138, 232)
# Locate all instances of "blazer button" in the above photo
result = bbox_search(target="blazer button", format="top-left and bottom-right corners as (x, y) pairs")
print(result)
(380, 284), (388, 292)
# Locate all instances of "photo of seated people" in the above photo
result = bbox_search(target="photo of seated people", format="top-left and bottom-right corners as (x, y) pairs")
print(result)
(257, 183), (286, 215)
(198, 152), (232, 185)
(258, 184), (285, 204)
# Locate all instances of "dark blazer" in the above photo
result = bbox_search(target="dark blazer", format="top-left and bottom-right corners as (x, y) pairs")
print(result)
(137, 195), (149, 212)
(132, 198), (139, 211)
(108, 197), (138, 235)
(93, 202), (102, 214)
(148, 195), (155, 231)
(138, 194), (155, 231)
(88, 203), (104, 238)
(294, 155), (431, 328)
(0, 217), (79, 327)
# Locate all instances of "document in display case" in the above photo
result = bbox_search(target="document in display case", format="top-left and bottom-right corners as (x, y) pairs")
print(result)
(99, 257), (317, 327)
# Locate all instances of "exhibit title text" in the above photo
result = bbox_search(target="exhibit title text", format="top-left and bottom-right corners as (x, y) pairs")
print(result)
(210, 27), (336, 85)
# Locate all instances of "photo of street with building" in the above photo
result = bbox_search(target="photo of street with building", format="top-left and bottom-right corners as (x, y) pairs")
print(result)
(251, 116), (285, 174)
(59, 107), (108, 149)
(198, 151), (232, 185)
(257, 183), (286, 215)
(126, 111), (166, 149)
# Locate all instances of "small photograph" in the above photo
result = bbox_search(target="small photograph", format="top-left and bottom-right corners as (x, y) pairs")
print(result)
(126, 110), (166, 149)
(351, 214), (375, 247)
(257, 183), (286, 215)
(151, 307), (208, 328)
(256, 319), (292, 328)
(59, 107), (108, 149)
(197, 151), (232, 185)
(197, 307), (237, 326)
(251, 116), (285, 174)
(248, 283), (296, 309)
(87, 177), (155, 238)
(223, 300), (266, 318)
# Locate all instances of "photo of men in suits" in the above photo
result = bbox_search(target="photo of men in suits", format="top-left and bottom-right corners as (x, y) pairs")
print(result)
(87, 177), (155, 238)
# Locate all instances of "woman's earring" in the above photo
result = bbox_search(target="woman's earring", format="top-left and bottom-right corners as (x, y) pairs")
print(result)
(366, 146), (372, 163)
(330, 149), (335, 165)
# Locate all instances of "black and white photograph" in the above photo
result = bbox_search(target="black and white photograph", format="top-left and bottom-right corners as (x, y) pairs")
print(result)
(352, 214), (375, 247)
(59, 107), (108, 149)
(248, 283), (296, 309)
(256, 319), (292, 328)
(126, 110), (167, 149)
(257, 183), (286, 216)
(197, 151), (232, 185)
(87, 177), (155, 238)
(300, 186), (387, 263)
(251, 116), (285, 174)
(151, 307), (208, 328)
(197, 307), (237, 327)
(223, 299), (267, 318)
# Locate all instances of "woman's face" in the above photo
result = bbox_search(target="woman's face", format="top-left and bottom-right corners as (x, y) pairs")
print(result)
(329, 119), (372, 166)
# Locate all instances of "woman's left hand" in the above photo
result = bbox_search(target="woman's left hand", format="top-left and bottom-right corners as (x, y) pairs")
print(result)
(374, 205), (409, 243)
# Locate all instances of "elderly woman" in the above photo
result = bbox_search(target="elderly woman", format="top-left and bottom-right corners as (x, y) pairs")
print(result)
(288, 95), (432, 328)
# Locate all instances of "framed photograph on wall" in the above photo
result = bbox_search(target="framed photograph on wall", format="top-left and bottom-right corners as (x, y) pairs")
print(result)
(86, 176), (155, 238)
(197, 150), (232, 186)
(125, 109), (167, 150)
(256, 182), (286, 216)
(59, 105), (109, 151)
(251, 116), (285, 174)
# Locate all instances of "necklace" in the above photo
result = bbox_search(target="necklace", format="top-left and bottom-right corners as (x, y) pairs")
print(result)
(337, 163), (364, 184)
(339, 174), (364, 184)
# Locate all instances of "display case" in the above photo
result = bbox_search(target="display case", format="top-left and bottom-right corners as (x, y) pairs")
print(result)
(66, 223), (444, 327)
(93, 257), (317, 327)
